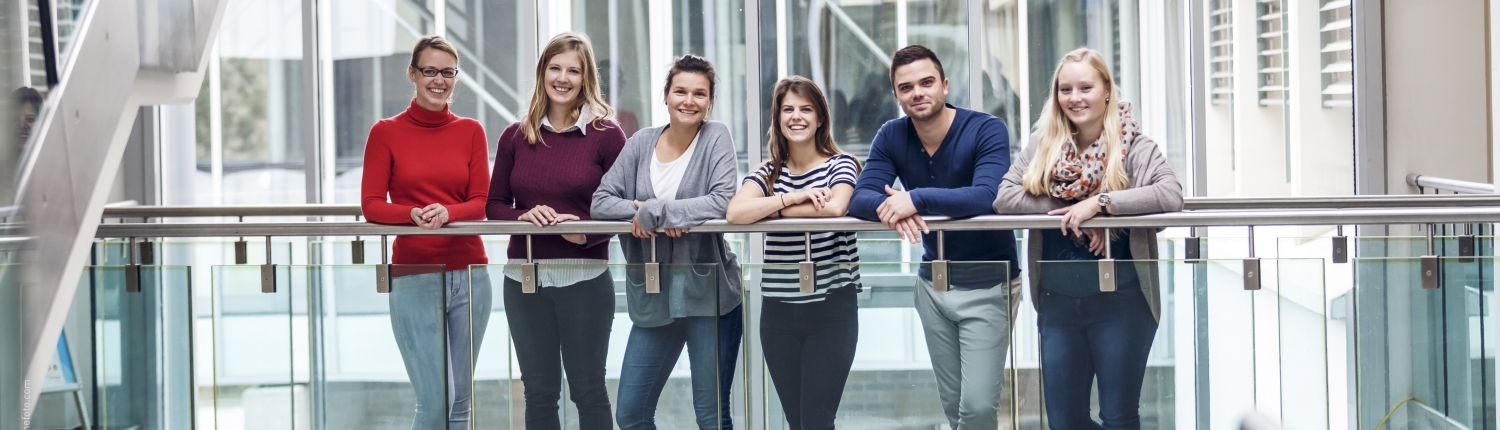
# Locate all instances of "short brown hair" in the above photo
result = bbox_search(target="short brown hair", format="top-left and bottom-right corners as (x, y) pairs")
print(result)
(889, 44), (944, 85)
(410, 35), (460, 69)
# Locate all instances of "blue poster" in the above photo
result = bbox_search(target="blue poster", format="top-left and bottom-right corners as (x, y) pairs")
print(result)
(42, 331), (78, 393)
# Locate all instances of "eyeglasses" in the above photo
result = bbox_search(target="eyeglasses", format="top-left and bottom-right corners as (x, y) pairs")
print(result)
(415, 67), (459, 78)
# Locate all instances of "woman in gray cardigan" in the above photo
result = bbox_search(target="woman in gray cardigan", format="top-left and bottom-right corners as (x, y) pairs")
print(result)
(992, 48), (1182, 429)
(591, 55), (743, 430)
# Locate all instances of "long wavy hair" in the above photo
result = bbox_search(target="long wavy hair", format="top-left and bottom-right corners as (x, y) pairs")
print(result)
(755, 76), (859, 193)
(1022, 47), (1130, 196)
(520, 32), (616, 145)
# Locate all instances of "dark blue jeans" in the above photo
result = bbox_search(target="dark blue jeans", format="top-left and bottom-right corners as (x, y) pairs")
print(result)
(504, 272), (615, 430)
(1037, 286), (1157, 430)
(615, 305), (744, 430)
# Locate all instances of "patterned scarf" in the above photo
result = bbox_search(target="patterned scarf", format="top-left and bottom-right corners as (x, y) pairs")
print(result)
(1048, 102), (1139, 201)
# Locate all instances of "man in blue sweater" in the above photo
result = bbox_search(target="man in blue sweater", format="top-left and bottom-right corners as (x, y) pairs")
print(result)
(849, 45), (1021, 430)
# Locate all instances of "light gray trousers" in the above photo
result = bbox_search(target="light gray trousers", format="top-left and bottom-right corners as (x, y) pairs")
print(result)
(913, 277), (1022, 430)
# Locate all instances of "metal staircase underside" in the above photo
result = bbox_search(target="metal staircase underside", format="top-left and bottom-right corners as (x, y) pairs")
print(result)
(6, 0), (229, 423)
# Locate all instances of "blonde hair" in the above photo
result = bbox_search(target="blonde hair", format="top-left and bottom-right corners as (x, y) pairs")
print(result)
(521, 32), (616, 145)
(1022, 47), (1130, 196)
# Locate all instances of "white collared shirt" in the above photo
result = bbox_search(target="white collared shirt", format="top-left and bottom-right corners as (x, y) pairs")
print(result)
(539, 108), (597, 135)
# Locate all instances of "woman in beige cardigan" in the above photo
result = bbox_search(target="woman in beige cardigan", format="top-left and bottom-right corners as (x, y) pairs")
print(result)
(992, 47), (1182, 429)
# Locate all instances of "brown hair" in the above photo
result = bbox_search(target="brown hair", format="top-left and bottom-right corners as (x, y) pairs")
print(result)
(755, 76), (860, 194)
(889, 44), (945, 85)
(662, 55), (717, 117)
(409, 35), (460, 69)
(521, 32), (616, 145)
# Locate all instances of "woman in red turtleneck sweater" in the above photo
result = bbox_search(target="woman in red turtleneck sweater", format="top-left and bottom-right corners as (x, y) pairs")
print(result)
(360, 35), (491, 429)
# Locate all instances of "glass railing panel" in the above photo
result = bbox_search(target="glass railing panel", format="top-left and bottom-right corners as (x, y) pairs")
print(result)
(90, 264), (193, 430)
(1032, 259), (1183, 429)
(97, 239), (296, 266)
(307, 239), (386, 266)
(1354, 257), (1497, 430)
(1274, 258), (1330, 428)
(212, 265), (297, 428)
(1355, 236), (1496, 259)
(471, 262), (730, 430)
(1440, 257), (1495, 430)
(745, 260), (1013, 429)
(1384, 398), (1475, 430)
(0, 263), (15, 425)
(314, 264), (449, 429)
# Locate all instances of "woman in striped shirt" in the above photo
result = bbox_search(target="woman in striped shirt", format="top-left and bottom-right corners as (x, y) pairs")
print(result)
(727, 76), (862, 430)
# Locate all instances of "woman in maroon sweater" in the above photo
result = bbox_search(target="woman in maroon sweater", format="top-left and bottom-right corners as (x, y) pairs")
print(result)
(360, 36), (492, 429)
(486, 32), (625, 430)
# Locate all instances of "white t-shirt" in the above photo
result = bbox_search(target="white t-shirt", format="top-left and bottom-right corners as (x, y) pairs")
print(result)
(650, 132), (700, 201)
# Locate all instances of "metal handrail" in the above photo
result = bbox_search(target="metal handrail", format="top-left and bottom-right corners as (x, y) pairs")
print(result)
(1406, 174), (1495, 194)
(96, 194), (1500, 218)
(92, 206), (1500, 238)
(101, 204), (361, 218)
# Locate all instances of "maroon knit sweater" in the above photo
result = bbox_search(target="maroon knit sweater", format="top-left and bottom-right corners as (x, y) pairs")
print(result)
(486, 119), (626, 260)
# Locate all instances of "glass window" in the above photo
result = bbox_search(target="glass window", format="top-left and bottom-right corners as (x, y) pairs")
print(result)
(328, 0), (531, 204)
(188, 0), (306, 205)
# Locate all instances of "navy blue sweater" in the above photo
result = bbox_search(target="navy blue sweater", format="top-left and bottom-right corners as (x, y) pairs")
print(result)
(849, 105), (1022, 287)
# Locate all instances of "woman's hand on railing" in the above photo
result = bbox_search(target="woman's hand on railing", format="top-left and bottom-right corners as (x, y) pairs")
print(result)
(1048, 196), (1103, 237)
(410, 205), (447, 230)
(518, 205), (581, 227)
(630, 215), (656, 238)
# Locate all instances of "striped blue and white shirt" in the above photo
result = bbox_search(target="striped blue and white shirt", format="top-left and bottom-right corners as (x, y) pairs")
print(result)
(748, 154), (862, 303)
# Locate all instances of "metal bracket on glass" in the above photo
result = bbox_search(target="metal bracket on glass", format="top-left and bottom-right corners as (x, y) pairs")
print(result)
(138, 237), (154, 265)
(1244, 226), (1261, 290)
(234, 239), (248, 265)
(261, 236), (277, 293)
(522, 235), (538, 294)
(234, 216), (248, 264)
(1332, 225), (1348, 264)
(645, 236), (661, 294)
(931, 231), (949, 292)
(1459, 223), (1475, 262)
(1099, 229), (1117, 292)
(375, 235), (391, 294)
(1422, 223), (1440, 290)
(1185, 235), (1202, 261)
(351, 216), (365, 265)
(125, 237), (142, 294)
(798, 233), (815, 293)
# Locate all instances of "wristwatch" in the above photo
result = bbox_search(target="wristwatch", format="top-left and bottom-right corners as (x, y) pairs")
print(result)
(1097, 193), (1112, 212)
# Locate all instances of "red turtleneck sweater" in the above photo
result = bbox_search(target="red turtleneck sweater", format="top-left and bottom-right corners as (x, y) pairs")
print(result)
(361, 100), (490, 271)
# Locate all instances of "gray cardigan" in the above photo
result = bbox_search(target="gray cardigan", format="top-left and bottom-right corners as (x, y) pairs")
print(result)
(591, 121), (743, 327)
(992, 131), (1183, 322)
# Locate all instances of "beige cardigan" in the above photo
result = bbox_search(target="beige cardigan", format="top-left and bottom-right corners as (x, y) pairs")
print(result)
(991, 131), (1183, 322)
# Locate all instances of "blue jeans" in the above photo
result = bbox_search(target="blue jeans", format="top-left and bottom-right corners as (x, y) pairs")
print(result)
(390, 268), (493, 430)
(615, 305), (744, 430)
(1037, 286), (1157, 430)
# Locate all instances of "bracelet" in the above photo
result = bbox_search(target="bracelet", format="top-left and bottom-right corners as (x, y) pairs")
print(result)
(779, 193), (787, 208)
